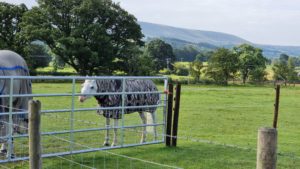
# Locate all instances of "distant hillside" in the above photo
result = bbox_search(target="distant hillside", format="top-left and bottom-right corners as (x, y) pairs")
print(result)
(256, 44), (300, 58)
(139, 21), (300, 58)
(140, 21), (249, 46)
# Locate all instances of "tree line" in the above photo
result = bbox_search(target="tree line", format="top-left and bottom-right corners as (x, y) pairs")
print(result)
(0, 1), (299, 84)
(0, 1), (178, 76)
(173, 44), (300, 85)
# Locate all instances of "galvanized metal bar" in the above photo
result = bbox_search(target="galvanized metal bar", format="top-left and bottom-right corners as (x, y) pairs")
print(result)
(0, 102), (167, 116)
(7, 77), (14, 160)
(0, 76), (167, 80)
(42, 104), (166, 113)
(3, 123), (165, 139)
(0, 111), (27, 116)
(0, 91), (164, 98)
(0, 140), (164, 164)
(162, 78), (168, 141)
(70, 78), (76, 153)
(121, 77), (126, 147)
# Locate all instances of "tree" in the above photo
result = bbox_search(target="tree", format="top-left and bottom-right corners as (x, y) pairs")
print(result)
(143, 39), (176, 72)
(279, 53), (289, 63)
(21, 0), (143, 75)
(272, 59), (289, 84)
(195, 51), (213, 62)
(121, 46), (155, 76)
(273, 54), (297, 85)
(206, 48), (239, 85)
(25, 43), (52, 69)
(249, 67), (267, 82)
(294, 56), (300, 67)
(173, 45), (199, 61)
(0, 2), (28, 58)
(173, 62), (189, 76)
(189, 60), (203, 82)
(233, 44), (267, 84)
(287, 57), (298, 82)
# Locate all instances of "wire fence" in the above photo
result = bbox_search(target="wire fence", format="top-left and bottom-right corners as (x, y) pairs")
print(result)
(1, 118), (182, 169)
(1, 76), (300, 168)
(0, 76), (186, 169)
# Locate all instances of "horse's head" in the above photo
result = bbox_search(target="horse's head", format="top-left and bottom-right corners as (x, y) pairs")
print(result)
(79, 79), (98, 102)
(13, 118), (28, 134)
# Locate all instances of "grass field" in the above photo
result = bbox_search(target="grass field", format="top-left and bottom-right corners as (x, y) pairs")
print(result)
(3, 83), (300, 169)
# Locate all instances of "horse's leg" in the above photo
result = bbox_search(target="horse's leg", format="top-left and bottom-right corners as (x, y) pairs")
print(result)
(9, 138), (14, 158)
(111, 118), (118, 146)
(0, 115), (8, 154)
(0, 143), (7, 154)
(103, 117), (110, 146)
(139, 112), (146, 143)
(4, 138), (14, 158)
(150, 112), (158, 140)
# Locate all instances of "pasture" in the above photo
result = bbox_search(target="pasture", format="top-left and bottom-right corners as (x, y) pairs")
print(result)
(3, 83), (300, 169)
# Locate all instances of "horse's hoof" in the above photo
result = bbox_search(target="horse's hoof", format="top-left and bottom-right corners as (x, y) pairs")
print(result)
(10, 154), (15, 159)
(4, 153), (15, 159)
(111, 143), (117, 147)
(0, 149), (7, 154)
(103, 142), (110, 146)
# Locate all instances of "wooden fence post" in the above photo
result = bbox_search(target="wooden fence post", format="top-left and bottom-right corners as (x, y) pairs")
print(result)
(256, 127), (277, 169)
(172, 83), (181, 147)
(29, 100), (42, 169)
(166, 84), (173, 146)
(273, 85), (280, 128)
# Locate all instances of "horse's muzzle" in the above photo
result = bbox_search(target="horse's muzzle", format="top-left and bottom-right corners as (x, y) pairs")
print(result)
(79, 96), (87, 102)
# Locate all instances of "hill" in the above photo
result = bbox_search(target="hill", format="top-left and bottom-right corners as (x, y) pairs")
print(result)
(140, 21), (249, 46)
(139, 21), (300, 58)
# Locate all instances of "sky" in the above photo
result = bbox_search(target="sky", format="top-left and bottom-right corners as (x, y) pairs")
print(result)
(2, 0), (300, 46)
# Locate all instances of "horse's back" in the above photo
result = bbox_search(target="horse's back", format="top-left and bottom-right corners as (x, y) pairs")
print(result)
(0, 50), (28, 70)
(0, 50), (31, 119)
(125, 79), (158, 92)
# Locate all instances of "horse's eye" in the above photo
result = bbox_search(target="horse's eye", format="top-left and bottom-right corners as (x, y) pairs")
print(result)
(91, 86), (94, 89)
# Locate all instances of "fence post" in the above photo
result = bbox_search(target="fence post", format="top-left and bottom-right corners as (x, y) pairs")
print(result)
(166, 84), (173, 146)
(172, 83), (181, 147)
(273, 85), (280, 128)
(29, 100), (42, 169)
(256, 127), (277, 169)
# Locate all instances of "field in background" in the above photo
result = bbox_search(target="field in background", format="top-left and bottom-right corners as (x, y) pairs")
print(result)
(36, 63), (296, 83)
(3, 83), (300, 169)
(36, 66), (76, 73)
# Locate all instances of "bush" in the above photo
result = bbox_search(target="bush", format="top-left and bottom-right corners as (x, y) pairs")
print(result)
(175, 67), (189, 76)
(159, 68), (172, 75)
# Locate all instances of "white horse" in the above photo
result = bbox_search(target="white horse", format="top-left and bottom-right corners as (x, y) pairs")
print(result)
(0, 50), (32, 158)
(79, 79), (159, 146)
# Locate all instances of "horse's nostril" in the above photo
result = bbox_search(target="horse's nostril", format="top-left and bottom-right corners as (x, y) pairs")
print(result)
(79, 96), (87, 102)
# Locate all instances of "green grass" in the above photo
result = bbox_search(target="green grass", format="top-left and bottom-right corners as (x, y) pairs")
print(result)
(36, 66), (76, 73)
(2, 83), (300, 168)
